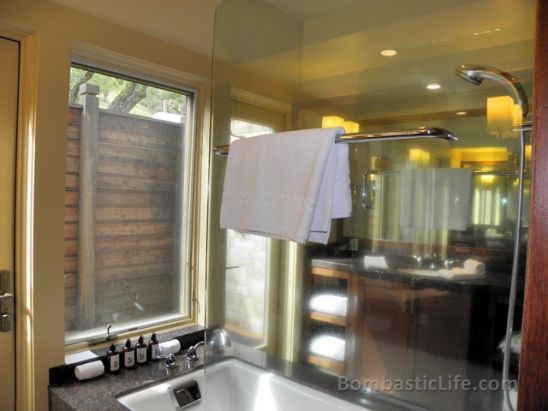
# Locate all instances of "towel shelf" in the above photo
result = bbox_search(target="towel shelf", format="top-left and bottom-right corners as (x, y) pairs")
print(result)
(308, 354), (345, 374)
(311, 266), (351, 280)
(309, 311), (347, 327)
(212, 127), (457, 156)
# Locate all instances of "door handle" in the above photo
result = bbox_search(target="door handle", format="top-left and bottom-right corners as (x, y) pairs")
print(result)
(0, 293), (13, 332)
(0, 270), (14, 333)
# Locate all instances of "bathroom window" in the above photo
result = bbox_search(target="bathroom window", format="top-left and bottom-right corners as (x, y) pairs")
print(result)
(64, 64), (195, 344)
(224, 118), (273, 346)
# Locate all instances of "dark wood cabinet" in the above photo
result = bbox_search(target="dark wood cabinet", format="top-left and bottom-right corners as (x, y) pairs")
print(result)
(348, 276), (471, 410)
(300, 258), (514, 410)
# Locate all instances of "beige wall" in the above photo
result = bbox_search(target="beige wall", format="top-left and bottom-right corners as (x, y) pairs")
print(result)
(0, 1), (214, 409)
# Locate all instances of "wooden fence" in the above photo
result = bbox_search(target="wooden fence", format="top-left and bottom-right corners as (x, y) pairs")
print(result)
(64, 86), (183, 332)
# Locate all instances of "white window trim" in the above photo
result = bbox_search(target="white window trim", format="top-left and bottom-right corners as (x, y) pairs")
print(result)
(65, 43), (210, 348)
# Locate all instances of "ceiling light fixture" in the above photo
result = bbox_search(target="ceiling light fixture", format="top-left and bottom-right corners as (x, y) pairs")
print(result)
(380, 49), (397, 57)
(456, 111), (467, 116)
(426, 83), (441, 90)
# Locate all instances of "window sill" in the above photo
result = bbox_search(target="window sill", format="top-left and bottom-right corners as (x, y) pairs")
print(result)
(50, 325), (204, 386)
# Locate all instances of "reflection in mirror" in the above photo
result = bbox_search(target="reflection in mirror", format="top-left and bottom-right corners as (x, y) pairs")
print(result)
(208, 1), (535, 410)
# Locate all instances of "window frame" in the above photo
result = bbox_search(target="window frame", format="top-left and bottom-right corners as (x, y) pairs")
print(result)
(64, 47), (208, 351)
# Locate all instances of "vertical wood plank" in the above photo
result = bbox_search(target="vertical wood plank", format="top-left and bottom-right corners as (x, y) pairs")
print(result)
(518, 1), (548, 409)
(77, 84), (99, 329)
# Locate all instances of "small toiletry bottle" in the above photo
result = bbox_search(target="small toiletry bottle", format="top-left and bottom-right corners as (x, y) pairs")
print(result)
(135, 335), (147, 364)
(148, 332), (160, 360)
(107, 343), (120, 373)
(122, 338), (135, 369)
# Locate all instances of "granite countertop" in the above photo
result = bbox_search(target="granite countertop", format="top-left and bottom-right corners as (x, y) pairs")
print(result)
(50, 338), (414, 411)
(50, 347), (205, 411)
(310, 257), (510, 291)
(49, 327), (204, 411)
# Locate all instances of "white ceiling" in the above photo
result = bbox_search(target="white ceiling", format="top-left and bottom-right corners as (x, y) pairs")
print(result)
(264, 0), (385, 21)
(49, 0), (218, 56)
(49, 0), (537, 118)
(215, 0), (536, 116)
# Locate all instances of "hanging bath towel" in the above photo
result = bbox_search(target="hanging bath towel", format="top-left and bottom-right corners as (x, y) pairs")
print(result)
(220, 127), (351, 244)
(399, 167), (473, 231)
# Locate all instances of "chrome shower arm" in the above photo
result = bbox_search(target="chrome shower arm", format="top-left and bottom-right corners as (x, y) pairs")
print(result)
(456, 64), (529, 117)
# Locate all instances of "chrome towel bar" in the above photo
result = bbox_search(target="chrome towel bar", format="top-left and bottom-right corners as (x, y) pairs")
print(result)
(212, 127), (458, 156)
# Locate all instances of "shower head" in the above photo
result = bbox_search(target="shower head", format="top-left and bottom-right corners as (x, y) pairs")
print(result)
(455, 64), (529, 118)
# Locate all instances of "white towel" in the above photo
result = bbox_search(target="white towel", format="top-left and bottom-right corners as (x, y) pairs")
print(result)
(158, 339), (181, 355)
(310, 335), (346, 362)
(220, 128), (351, 244)
(74, 360), (104, 381)
(498, 331), (522, 355)
(437, 267), (485, 280)
(330, 143), (352, 219)
(364, 255), (389, 270)
(400, 168), (473, 231)
(309, 294), (348, 317)
(463, 258), (486, 274)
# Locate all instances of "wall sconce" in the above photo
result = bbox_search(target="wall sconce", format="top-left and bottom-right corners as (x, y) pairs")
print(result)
(525, 144), (532, 162)
(321, 116), (344, 128)
(487, 95), (514, 137)
(480, 175), (495, 185)
(321, 116), (360, 134)
(343, 121), (360, 134)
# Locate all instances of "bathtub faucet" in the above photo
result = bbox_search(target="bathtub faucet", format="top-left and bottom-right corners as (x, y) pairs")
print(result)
(186, 341), (205, 362)
(209, 328), (232, 354)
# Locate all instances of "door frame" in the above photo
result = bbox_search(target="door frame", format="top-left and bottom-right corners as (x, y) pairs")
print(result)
(0, 4), (545, 411)
(518, 1), (548, 410)
(0, 23), (38, 411)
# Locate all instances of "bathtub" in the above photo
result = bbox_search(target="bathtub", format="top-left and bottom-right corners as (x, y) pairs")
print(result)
(118, 358), (368, 411)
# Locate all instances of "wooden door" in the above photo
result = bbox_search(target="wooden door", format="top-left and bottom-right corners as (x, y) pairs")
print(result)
(518, 1), (548, 409)
(0, 36), (19, 411)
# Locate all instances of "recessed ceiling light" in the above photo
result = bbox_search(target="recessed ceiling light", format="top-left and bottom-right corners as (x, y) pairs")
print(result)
(380, 49), (397, 57)
(456, 111), (467, 116)
(427, 83), (441, 90)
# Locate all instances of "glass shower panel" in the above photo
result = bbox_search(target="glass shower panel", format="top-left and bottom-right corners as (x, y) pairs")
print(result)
(207, 1), (535, 410)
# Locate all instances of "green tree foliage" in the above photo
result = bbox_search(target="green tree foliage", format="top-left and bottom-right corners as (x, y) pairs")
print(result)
(69, 67), (187, 119)
(69, 69), (94, 103)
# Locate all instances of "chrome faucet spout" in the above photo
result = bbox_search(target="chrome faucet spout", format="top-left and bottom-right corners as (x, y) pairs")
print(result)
(186, 341), (205, 362)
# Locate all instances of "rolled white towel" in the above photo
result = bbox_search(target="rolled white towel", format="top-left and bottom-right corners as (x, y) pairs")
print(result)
(485, 228), (505, 239)
(437, 267), (485, 280)
(158, 339), (181, 356)
(74, 360), (104, 381)
(309, 294), (348, 317)
(464, 258), (486, 274)
(498, 331), (522, 355)
(364, 255), (388, 270)
(309, 335), (346, 362)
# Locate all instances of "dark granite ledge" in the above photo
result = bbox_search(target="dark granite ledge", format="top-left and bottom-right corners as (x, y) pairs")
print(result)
(310, 257), (514, 291)
(49, 326), (204, 411)
(50, 325), (422, 411)
(50, 336), (420, 411)
(50, 326), (204, 386)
